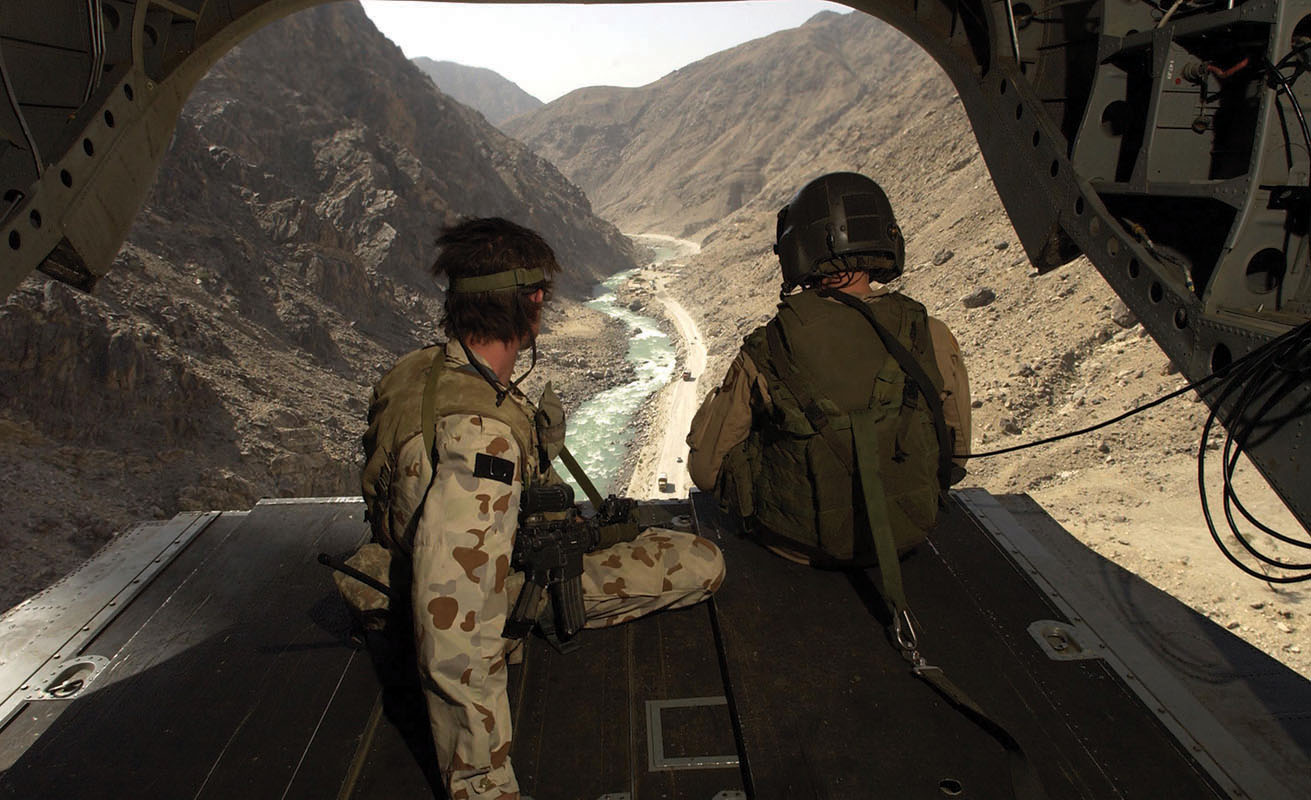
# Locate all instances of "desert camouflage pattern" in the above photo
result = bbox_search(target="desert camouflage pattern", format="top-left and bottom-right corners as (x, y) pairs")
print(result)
(379, 346), (724, 800)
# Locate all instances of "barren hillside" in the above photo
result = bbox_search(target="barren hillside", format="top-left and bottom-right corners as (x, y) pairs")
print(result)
(0, 3), (636, 611)
(516, 10), (1310, 674)
(412, 58), (543, 126)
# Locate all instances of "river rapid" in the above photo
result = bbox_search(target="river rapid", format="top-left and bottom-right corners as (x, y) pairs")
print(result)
(560, 235), (698, 497)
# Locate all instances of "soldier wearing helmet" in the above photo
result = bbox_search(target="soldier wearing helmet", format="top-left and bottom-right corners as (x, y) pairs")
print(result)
(687, 172), (971, 565)
(355, 217), (725, 799)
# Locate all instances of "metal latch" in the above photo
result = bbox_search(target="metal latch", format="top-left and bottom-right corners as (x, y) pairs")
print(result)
(1027, 620), (1103, 661)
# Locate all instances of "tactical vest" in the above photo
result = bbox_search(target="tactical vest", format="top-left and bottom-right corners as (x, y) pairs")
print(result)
(718, 290), (947, 563)
(361, 344), (540, 551)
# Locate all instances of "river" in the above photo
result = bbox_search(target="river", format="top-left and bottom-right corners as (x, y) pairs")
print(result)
(560, 235), (699, 497)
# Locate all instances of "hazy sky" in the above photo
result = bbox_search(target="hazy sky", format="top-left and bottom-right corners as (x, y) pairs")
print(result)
(360, 1), (852, 103)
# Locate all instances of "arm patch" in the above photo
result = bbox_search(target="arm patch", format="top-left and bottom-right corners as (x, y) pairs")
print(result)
(474, 453), (515, 486)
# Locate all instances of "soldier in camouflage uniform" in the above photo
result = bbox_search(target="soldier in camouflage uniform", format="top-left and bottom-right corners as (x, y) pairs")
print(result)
(360, 218), (725, 800)
(687, 172), (971, 564)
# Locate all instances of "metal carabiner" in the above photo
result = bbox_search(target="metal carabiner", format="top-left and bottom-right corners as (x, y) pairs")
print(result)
(893, 608), (919, 653)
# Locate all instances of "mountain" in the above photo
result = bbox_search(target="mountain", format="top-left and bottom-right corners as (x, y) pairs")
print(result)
(517, 10), (1310, 673)
(504, 11), (948, 239)
(412, 57), (544, 126)
(0, 2), (636, 610)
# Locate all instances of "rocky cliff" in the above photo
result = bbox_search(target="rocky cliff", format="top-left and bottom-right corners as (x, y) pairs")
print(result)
(412, 58), (544, 126)
(0, 2), (636, 610)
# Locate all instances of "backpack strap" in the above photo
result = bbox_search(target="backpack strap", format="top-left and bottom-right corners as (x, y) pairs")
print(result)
(398, 353), (448, 549)
(819, 289), (953, 496)
(830, 293), (1048, 800)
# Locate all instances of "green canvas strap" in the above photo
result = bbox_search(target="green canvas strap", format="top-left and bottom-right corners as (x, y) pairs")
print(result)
(821, 289), (953, 495)
(398, 352), (449, 550)
(449, 267), (545, 294)
(420, 352), (445, 462)
(556, 444), (604, 509)
(850, 409), (909, 618)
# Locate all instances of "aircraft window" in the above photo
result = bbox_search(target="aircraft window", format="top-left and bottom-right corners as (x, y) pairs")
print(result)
(1150, 281), (1164, 303)
(28, 210), (40, 229)
(1015, 103), (1023, 120)
(1075, 196), (1085, 215)
(83, 139), (95, 157)
(8, 231), (20, 250)
(1032, 130), (1040, 146)
(1174, 308), (1189, 329)
(1128, 258), (1141, 278)
(1000, 78), (1008, 94)
(938, 778), (964, 796)
(124, 84), (134, 101)
(59, 170), (72, 188)
(104, 110), (115, 128)
(1049, 160), (1059, 177)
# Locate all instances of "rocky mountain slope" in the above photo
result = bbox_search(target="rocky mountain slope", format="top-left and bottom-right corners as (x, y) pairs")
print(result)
(505, 11), (940, 239)
(412, 57), (543, 126)
(0, 2), (636, 611)
(516, 10), (1310, 673)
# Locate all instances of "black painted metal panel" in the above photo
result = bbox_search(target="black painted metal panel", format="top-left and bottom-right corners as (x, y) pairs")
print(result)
(697, 490), (1230, 800)
(0, 500), (371, 799)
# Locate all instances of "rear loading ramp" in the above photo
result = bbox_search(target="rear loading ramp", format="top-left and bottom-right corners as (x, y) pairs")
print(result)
(0, 492), (1306, 798)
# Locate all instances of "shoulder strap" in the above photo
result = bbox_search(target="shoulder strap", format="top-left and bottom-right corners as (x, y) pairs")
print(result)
(400, 353), (448, 549)
(421, 351), (445, 463)
(819, 289), (953, 495)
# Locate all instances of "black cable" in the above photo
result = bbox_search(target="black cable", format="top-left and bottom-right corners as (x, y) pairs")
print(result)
(1197, 322), (1311, 583)
(960, 363), (1223, 459)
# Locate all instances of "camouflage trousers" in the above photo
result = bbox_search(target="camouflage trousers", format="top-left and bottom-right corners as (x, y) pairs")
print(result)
(421, 527), (724, 800)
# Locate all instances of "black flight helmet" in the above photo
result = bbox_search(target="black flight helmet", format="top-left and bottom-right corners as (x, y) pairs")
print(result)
(773, 171), (905, 291)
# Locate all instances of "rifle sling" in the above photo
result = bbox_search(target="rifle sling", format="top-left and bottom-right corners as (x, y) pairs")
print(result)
(557, 444), (606, 510)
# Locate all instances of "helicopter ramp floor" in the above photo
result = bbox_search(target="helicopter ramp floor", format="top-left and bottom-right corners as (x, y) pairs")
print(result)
(0, 491), (1306, 799)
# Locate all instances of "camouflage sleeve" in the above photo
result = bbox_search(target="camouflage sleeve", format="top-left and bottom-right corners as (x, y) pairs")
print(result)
(927, 316), (972, 463)
(686, 351), (766, 491)
(411, 413), (522, 800)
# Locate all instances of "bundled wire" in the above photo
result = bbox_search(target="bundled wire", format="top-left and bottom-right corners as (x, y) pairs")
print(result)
(1198, 321), (1311, 583)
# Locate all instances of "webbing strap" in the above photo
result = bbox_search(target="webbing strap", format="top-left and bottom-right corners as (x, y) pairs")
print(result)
(821, 290), (953, 495)
(420, 352), (444, 462)
(400, 352), (448, 549)
(852, 378), (1048, 800)
(557, 444), (605, 510)
(851, 409), (908, 617)
(913, 665), (1049, 800)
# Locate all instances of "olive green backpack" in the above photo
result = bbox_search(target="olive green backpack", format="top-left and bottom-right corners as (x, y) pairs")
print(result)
(718, 289), (953, 566)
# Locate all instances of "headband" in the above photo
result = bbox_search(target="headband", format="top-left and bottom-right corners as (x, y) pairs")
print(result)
(448, 267), (546, 294)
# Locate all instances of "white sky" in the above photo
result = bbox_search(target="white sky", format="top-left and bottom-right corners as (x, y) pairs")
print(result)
(360, 1), (853, 103)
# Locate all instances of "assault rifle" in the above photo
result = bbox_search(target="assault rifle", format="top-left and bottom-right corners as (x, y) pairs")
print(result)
(503, 483), (596, 646)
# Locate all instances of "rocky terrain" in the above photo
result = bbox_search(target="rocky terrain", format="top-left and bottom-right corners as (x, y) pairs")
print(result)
(412, 58), (543, 127)
(0, 3), (636, 611)
(512, 11), (1309, 675)
(3, 5), (1306, 681)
